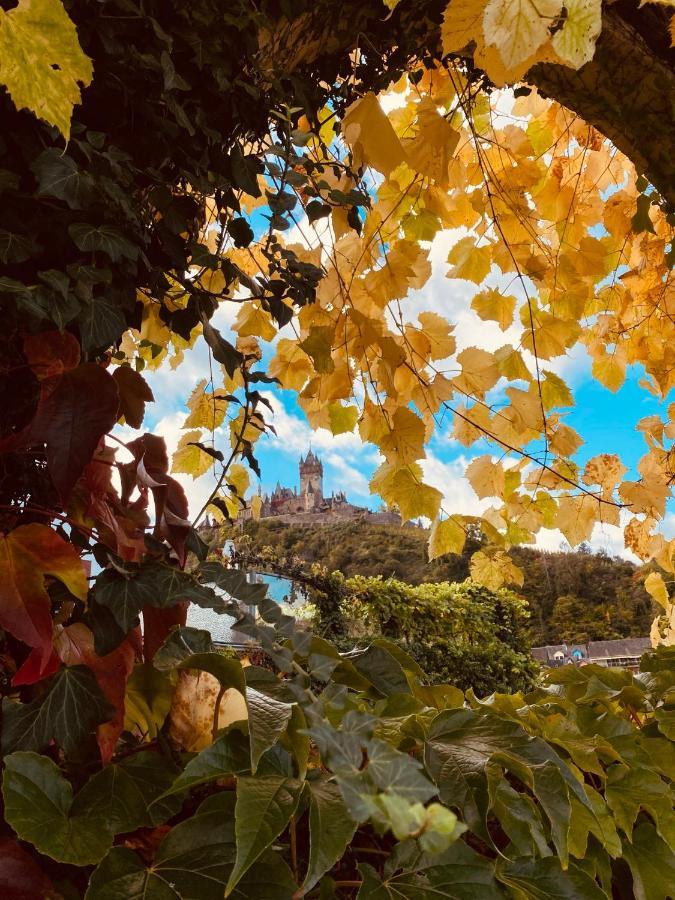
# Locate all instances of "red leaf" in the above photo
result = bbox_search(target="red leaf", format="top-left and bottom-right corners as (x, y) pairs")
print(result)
(143, 602), (188, 663)
(12, 645), (61, 686)
(126, 434), (190, 565)
(55, 623), (137, 764)
(0, 839), (54, 900)
(29, 363), (121, 500)
(0, 524), (88, 673)
(113, 366), (154, 428)
(23, 329), (80, 379)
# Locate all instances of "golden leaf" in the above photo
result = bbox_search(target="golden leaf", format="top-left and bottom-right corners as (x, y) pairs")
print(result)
(342, 92), (406, 176)
(429, 516), (467, 560)
(466, 455), (506, 499)
(470, 548), (524, 590)
(446, 236), (493, 284)
(483, 0), (563, 70)
(172, 431), (215, 479)
(370, 461), (442, 523)
(644, 571), (669, 610)
(471, 288), (517, 331)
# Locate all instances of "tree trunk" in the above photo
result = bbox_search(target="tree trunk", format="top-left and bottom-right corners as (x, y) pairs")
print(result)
(262, 0), (675, 206)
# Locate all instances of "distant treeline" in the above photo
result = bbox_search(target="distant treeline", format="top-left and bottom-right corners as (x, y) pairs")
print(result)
(239, 519), (655, 646)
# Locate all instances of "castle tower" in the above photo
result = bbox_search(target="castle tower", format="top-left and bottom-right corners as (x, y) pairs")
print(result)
(299, 449), (323, 504)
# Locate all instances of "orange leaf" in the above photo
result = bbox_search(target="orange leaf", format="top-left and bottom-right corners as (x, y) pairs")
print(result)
(0, 524), (87, 674)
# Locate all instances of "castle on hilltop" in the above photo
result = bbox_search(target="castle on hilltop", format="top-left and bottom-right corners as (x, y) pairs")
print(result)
(238, 450), (400, 526)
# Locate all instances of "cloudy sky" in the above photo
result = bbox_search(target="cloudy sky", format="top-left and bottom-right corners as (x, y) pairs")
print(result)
(119, 218), (674, 563)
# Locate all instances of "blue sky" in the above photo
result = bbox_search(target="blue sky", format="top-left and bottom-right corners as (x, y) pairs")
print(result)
(116, 222), (674, 563)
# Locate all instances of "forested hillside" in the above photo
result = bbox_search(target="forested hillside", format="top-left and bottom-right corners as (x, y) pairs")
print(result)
(238, 520), (655, 645)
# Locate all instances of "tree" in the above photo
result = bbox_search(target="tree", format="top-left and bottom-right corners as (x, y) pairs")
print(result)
(0, 2), (675, 895)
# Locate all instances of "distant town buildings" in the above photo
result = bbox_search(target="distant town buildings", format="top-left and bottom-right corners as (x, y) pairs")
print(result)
(237, 450), (401, 526)
(532, 637), (651, 671)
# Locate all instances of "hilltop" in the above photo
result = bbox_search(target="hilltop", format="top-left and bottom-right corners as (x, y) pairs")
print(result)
(237, 519), (655, 646)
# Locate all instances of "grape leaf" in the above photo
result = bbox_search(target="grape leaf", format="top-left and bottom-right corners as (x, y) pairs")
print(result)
(2, 752), (112, 865)
(0, 0), (93, 137)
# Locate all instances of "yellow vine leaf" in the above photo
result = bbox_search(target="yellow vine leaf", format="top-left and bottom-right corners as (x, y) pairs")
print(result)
(446, 237), (493, 284)
(466, 455), (506, 499)
(234, 301), (277, 342)
(555, 494), (600, 546)
(582, 454), (627, 498)
(378, 407), (427, 465)
(541, 370), (574, 410)
(429, 516), (467, 560)
(342, 91), (406, 176)
(551, 0), (603, 68)
(417, 312), (456, 360)
(470, 548), (524, 590)
(227, 463), (250, 500)
(370, 461), (442, 523)
(172, 431), (215, 479)
(471, 288), (517, 331)
(0, 0), (93, 138)
(644, 571), (669, 610)
(483, 0), (563, 71)
(328, 402), (359, 435)
(441, 0), (489, 53)
(184, 378), (228, 431)
(592, 351), (627, 392)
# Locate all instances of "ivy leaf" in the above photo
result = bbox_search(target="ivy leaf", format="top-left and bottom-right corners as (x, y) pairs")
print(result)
(0, 523), (87, 674)
(153, 626), (215, 667)
(154, 645), (247, 698)
(156, 730), (251, 801)
(304, 780), (358, 892)
(2, 752), (112, 865)
(199, 561), (269, 605)
(2, 666), (114, 755)
(496, 856), (607, 899)
(78, 296), (128, 352)
(112, 366), (154, 428)
(68, 223), (138, 262)
(31, 149), (91, 208)
(94, 562), (224, 633)
(0, 0), (93, 138)
(226, 776), (303, 895)
(72, 751), (182, 834)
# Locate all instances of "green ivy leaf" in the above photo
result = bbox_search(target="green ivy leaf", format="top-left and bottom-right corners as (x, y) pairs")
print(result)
(0, 0), (93, 138)
(1, 666), (114, 755)
(304, 780), (358, 892)
(155, 730), (251, 801)
(2, 752), (112, 865)
(73, 751), (182, 834)
(78, 296), (128, 353)
(357, 840), (503, 899)
(153, 626), (215, 667)
(496, 857), (607, 899)
(226, 776), (303, 895)
(94, 563), (226, 633)
(31, 149), (92, 209)
(68, 223), (139, 262)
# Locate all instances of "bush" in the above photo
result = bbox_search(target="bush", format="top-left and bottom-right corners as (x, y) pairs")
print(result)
(311, 574), (539, 695)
